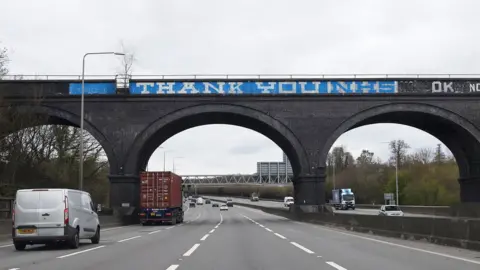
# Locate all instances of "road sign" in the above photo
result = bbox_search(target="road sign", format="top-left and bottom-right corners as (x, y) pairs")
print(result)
(384, 193), (394, 200)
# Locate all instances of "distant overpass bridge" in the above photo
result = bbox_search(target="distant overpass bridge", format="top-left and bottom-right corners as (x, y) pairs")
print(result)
(181, 174), (293, 186)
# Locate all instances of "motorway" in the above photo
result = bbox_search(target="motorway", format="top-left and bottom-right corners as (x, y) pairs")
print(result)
(0, 203), (479, 270)
(206, 196), (437, 217)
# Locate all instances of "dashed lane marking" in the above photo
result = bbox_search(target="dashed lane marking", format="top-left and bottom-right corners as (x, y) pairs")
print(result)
(183, 243), (200, 256)
(290, 242), (315, 254)
(117, 236), (141, 243)
(326, 261), (348, 270)
(57, 245), (105, 259)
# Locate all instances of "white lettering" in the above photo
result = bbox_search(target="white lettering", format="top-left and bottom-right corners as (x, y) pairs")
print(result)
(279, 82), (296, 93)
(228, 82), (243, 94)
(443, 82), (454, 92)
(256, 82), (276, 94)
(356, 81), (377, 93)
(432, 81), (443, 93)
(331, 82), (353, 93)
(177, 82), (199, 94)
(137, 82), (155, 94)
(299, 82), (320, 93)
(203, 82), (225, 94)
(469, 83), (480, 92)
(156, 82), (175, 94)
(432, 81), (455, 93)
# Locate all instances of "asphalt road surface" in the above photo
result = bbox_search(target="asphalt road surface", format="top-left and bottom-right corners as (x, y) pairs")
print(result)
(206, 196), (437, 217)
(1, 203), (479, 270)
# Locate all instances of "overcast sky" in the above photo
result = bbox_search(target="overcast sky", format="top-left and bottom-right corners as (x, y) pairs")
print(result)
(1, 0), (474, 175)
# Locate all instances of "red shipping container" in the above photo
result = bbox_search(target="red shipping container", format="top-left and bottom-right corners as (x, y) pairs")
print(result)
(139, 171), (182, 209)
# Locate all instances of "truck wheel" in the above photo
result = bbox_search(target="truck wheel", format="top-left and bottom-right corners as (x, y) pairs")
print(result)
(68, 228), (80, 249)
(14, 242), (26, 251)
(91, 226), (100, 244)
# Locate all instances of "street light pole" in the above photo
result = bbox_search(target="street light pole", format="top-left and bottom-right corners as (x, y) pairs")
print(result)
(395, 153), (399, 206)
(381, 141), (399, 205)
(79, 52), (125, 191)
(332, 160), (336, 190)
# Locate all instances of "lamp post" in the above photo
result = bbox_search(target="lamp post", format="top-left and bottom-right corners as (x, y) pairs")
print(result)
(79, 52), (125, 191)
(381, 141), (399, 205)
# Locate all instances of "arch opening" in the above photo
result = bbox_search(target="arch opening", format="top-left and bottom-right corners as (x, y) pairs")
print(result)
(127, 104), (309, 179)
(322, 104), (480, 205)
(0, 105), (113, 206)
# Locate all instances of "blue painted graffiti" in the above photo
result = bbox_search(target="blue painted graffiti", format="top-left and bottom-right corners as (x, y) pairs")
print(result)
(69, 83), (116, 95)
(129, 81), (398, 95)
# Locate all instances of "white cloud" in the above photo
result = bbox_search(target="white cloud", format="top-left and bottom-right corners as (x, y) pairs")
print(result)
(1, 0), (475, 175)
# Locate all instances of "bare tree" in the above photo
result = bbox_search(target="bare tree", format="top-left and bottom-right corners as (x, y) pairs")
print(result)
(117, 41), (136, 88)
(412, 147), (433, 164)
(0, 44), (9, 78)
(388, 139), (410, 167)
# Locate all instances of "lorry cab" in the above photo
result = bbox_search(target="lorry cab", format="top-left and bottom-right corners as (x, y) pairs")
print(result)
(12, 189), (100, 251)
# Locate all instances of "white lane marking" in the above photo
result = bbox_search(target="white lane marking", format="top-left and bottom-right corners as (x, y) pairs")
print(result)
(8, 268), (20, 270)
(326, 261), (347, 270)
(290, 242), (315, 254)
(57, 245), (105, 259)
(166, 226), (174, 230)
(166, 265), (179, 270)
(258, 224), (265, 228)
(220, 212), (223, 224)
(0, 244), (13, 248)
(200, 234), (209, 241)
(317, 255), (323, 258)
(312, 225), (480, 265)
(101, 226), (124, 232)
(214, 225), (219, 228)
(241, 204), (480, 266)
(183, 243), (200, 256)
(117, 236), (141, 243)
(265, 227), (273, 232)
(209, 229), (215, 233)
(274, 233), (287, 239)
(148, 229), (162, 235)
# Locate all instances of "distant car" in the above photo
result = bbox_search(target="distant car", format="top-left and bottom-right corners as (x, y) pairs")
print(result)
(205, 199), (211, 204)
(379, 205), (404, 217)
(189, 202), (196, 207)
(212, 203), (219, 207)
(284, 196), (294, 207)
(226, 200), (233, 207)
(220, 204), (228, 211)
(250, 195), (259, 201)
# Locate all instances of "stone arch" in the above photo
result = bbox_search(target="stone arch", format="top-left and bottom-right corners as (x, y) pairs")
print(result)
(1, 104), (117, 171)
(124, 103), (309, 177)
(320, 102), (480, 181)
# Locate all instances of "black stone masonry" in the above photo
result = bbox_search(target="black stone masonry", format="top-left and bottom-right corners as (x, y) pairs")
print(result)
(2, 78), (480, 215)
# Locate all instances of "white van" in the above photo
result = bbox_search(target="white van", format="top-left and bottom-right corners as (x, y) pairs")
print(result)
(196, 197), (204, 205)
(12, 188), (100, 250)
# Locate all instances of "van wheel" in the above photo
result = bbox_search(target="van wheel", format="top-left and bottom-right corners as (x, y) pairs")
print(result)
(91, 226), (100, 244)
(14, 242), (26, 251)
(68, 229), (80, 249)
